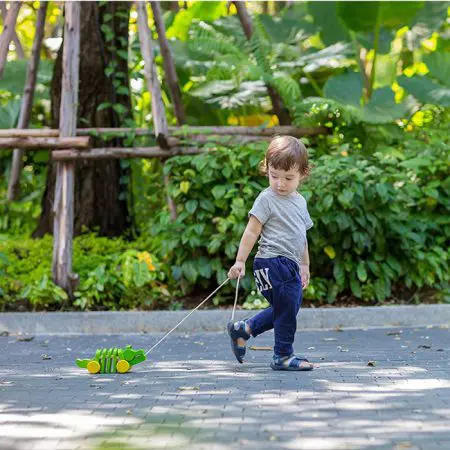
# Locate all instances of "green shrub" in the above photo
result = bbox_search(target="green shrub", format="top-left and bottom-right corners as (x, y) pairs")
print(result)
(0, 164), (45, 235)
(0, 233), (176, 311)
(149, 130), (449, 304)
(1, 129), (448, 309)
(304, 127), (449, 303)
(150, 141), (268, 294)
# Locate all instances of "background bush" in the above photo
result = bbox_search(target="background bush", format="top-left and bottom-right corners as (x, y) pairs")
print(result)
(1, 128), (448, 310)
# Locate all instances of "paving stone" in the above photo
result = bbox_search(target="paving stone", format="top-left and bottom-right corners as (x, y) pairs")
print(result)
(1, 327), (450, 449)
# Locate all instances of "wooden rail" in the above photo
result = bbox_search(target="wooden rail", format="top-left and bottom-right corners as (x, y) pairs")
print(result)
(0, 126), (327, 139)
(0, 136), (90, 149)
(51, 147), (200, 160)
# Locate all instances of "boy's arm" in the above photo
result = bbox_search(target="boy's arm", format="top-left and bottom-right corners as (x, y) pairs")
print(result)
(228, 216), (262, 279)
(300, 239), (310, 289)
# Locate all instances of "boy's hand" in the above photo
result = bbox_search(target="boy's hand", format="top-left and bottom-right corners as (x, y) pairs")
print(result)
(228, 261), (245, 280)
(300, 264), (310, 289)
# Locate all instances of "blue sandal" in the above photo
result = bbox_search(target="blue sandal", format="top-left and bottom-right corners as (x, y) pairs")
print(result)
(227, 320), (251, 364)
(271, 354), (314, 371)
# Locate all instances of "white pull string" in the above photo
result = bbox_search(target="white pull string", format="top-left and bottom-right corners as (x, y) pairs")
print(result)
(144, 277), (230, 356)
(231, 275), (240, 321)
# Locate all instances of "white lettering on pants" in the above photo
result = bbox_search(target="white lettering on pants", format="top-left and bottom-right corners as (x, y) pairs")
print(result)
(254, 268), (273, 292)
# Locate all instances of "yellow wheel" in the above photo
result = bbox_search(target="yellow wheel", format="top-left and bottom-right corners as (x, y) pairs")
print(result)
(87, 360), (101, 374)
(116, 360), (130, 373)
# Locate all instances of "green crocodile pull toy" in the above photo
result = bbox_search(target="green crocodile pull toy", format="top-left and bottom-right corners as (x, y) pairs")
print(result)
(75, 345), (146, 374)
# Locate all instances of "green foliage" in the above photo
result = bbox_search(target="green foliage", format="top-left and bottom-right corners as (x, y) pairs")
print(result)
(305, 127), (449, 303)
(150, 142), (267, 293)
(0, 233), (174, 311)
(405, 2), (449, 49)
(0, 60), (53, 97)
(307, 2), (350, 46)
(0, 164), (45, 234)
(167, 1), (228, 41)
(399, 51), (450, 108)
(2, 1), (449, 311)
(242, 289), (270, 310)
(147, 131), (449, 304)
(337, 2), (424, 32)
(20, 275), (68, 311)
(324, 72), (411, 123)
(324, 72), (363, 107)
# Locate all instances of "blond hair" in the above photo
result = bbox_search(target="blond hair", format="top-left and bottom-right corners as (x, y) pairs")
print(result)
(260, 135), (310, 177)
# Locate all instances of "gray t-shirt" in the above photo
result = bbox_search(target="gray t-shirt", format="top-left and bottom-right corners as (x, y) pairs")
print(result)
(249, 187), (313, 267)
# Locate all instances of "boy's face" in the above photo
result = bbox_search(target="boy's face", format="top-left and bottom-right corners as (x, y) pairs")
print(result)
(268, 164), (301, 196)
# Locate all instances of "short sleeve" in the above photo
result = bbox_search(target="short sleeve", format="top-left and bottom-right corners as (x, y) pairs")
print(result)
(249, 193), (271, 225)
(304, 204), (313, 230)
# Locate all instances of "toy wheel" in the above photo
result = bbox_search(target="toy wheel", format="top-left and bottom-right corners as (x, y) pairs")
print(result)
(116, 360), (130, 373)
(87, 360), (101, 374)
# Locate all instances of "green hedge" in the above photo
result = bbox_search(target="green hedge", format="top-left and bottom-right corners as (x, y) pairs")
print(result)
(1, 128), (448, 310)
(0, 233), (176, 311)
(151, 128), (449, 304)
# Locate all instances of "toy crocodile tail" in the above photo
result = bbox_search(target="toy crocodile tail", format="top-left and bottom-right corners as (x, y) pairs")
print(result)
(75, 359), (90, 369)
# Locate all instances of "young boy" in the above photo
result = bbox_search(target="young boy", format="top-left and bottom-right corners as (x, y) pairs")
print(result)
(227, 135), (314, 371)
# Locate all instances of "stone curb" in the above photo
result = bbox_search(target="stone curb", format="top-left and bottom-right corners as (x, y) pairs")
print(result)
(0, 305), (449, 334)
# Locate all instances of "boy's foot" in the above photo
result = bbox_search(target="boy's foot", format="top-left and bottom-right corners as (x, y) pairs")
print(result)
(271, 354), (314, 371)
(227, 320), (251, 364)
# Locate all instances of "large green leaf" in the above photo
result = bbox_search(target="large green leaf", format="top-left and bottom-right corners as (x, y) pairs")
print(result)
(373, 53), (399, 88)
(323, 72), (363, 107)
(189, 80), (235, 98)
(363, 88), (408, 124)
(0, 60), (53, 97)
(337, 1), (425, 32)
(0, 100), (21, 128)
(166, 1), (228, 41)
(337, 2), (380, 32)
(181, 261), (198, 283)
(212, 16), (247, 41)
(407, 2), (450, 49)
(423, 52), (450, 87)
(357, 262), (368, 282)
(292, 42), (354, 73)
(308, 2), (350, 45)
(398, 75), (450, 107)
(356, 28), (395, 53)
(190, 79), (267, 110)
(258, 14), (315, 44)
(133, 262), (151, 288)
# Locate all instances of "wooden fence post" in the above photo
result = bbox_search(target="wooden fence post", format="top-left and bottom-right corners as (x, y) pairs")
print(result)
(150, 1), (186, 125)
(137, 1), (177, 220)
(52, 1), (80, 298)
(7, 2), (48, 201)
(0, 1), (24, 59)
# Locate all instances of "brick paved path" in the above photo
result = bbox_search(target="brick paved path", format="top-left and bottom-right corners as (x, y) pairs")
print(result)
(1, 326), (449, 450)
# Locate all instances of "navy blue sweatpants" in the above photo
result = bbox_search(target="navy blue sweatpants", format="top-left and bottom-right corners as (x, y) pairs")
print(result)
(247, 256), (303, 357)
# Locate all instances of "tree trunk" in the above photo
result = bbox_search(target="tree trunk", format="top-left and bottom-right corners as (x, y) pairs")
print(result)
(0, 1), (21, 78)
(33, 1), (133, 238)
